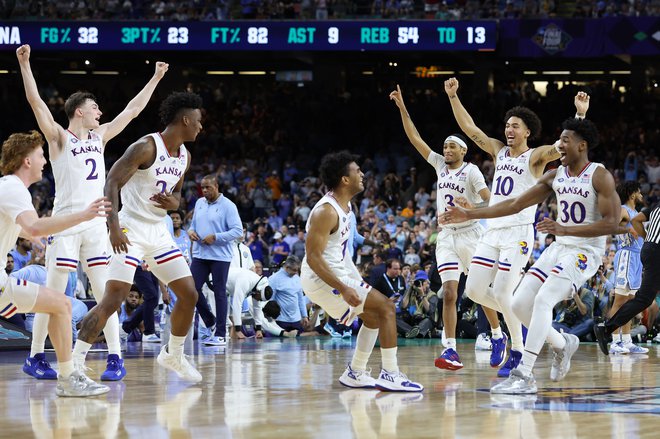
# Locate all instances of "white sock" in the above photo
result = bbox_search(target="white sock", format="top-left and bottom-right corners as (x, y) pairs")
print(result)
(168, 334), (186, 357)
(72, 340), (91, 364)
(380, 347), (399, 372)
(351, 325), (379, 370)
(30, 313), (50, 357)
(59, 360), (74, 378)
(622, 333), (632, 344)
(613, 332), (622, 343)
(104, 313), (122, 358)
(491, 327), (503, 340)
(518, 351), (537, 377)
(444, 338), (457, 349)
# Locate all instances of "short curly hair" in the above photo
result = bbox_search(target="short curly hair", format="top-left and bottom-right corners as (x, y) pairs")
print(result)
(0, 131), (44, 175)
(319, 151), (360, 190)
(158, 92), (203, 126)
(616, 181), (641, 203)
(504, 106), (542, 141)
(561, 117), (599, 149)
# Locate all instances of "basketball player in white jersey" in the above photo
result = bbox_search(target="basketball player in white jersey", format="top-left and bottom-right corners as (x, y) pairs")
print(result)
(389, 85), (496, 370)
(442, 118), (621, 393)
(72, 92), (204, 383)
(0, 131), (110, 396)
(608, 181), (648, 354)
(16, 44), (169, 381)
(301, 151), (423, 392)
(444, 77), (590, 377)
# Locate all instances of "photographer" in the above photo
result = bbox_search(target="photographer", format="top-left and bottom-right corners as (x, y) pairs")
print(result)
(552, 285), (595, 340)
(396, 270), (439, 338)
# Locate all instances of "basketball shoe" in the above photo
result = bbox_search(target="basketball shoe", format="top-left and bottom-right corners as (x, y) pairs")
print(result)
(339, 364), (376, 388)
(550, 333), (579, 382)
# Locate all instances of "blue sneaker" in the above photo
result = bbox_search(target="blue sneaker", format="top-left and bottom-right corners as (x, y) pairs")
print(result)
(434, 348), (464, 370)
(323, 322), (342, 338)
(101, 354), (127, 381)
(342, 330), (352, 339)
(490, 333), (508, 368)
(23, 353), (57, 380)
(497, 349), (522, 377)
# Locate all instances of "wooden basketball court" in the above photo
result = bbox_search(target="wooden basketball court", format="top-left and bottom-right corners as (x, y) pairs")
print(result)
(0, 338), (658, 438)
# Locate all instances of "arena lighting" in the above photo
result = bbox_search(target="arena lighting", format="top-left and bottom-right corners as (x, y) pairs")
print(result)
(84, 59), (90, 65)
(206, 71), (234, 75)
(237, 71), (267, 75)
(542, 71), (571, 74)
(427, 70), (455, 75)
(576, 71), (605, 74)
(60, 70), (87, 74)
(458, 71), (475, 74)
(362, 71), (373, 75)
(610, 70), (631, 74)
(0, 70), (8, 74)
(92, 70), (119, 75)
(523, 71), (537, 75)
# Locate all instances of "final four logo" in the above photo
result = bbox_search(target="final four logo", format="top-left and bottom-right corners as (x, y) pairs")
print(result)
(519, 241), (529, 255)
(576, 253), (588, 271)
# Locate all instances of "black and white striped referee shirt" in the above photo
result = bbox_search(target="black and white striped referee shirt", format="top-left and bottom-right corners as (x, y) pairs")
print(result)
(641, 205), (660, 244)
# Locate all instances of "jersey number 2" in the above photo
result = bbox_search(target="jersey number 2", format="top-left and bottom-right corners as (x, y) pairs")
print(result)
(85, 158), (98, 180)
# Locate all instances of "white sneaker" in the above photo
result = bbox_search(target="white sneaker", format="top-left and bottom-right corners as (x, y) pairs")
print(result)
(475, 333), (492, 351)
(623, 342), (649, 354)
(338, 364), (376, 388)
(609, 341), (630, 355)
(142, 333), (161, 343)
(56, 370), (110, 397)
(157, 346), (202, 383)
(653, 334), (660, 344)
(490, 369), (537, 394)
(202, 336), (226, 346)
(375, 369), (424, 392)
(550, 333), (579, 382)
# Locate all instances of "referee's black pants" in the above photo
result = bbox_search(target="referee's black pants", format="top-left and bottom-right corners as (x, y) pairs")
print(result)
(605, 242), (660, 334)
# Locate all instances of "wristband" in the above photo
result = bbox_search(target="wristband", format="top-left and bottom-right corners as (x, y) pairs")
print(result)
(575, 112), (585, 120)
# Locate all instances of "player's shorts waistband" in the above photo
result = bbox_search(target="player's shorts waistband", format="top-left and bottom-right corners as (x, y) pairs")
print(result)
(441, 221), (482, 235)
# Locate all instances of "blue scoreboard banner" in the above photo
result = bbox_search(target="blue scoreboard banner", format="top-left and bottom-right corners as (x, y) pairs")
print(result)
(498, 17), (659, 57)
(0, 20), (496, 52)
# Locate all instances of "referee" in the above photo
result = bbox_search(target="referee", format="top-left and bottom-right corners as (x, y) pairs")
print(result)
(595, 203), (660, 354)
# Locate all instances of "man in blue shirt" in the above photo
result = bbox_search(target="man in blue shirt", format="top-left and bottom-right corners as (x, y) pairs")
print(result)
(268, 255), (308, 334)
(10, 238), (32, 272)
(188, 175), (243, 346)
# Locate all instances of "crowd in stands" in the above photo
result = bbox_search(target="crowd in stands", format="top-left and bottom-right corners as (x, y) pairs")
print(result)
(2, 0), (658, 20)
(1, 72), (659, 342)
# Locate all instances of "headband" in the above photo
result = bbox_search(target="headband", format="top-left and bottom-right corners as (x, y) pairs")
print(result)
(444, 135), (468, 150)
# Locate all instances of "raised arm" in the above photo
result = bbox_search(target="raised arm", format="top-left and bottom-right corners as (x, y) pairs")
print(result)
(444, 77), (503, 158)
(97, 62), (169, 143)
(16, 45), (65, 152)
(105, 137), (156, 253)
(530, 91), (591, 176)
(305, 204), (361, 307)
(441, 170), (555, 224)
(389, 85), (433, 160)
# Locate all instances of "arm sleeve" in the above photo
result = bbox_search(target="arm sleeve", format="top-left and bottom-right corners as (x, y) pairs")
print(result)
(215, 201), (244, 244)
(261, 318), (285, 337)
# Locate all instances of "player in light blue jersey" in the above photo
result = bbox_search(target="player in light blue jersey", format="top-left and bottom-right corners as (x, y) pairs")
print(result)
(608, 181), (648, 354)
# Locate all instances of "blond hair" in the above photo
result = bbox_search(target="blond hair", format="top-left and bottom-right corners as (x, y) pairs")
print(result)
(0, 130), (44, 175)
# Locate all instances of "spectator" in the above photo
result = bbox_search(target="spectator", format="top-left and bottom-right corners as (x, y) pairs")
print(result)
(118, 286), (144, 342)
(271, 232), (290, 266)
(283, 224), (299, 249)
(268, 255), (308, 334)
(291, 230), (306, 260)
(372, 258), (406, 299)
(368, 252), (386, 284)
(189, 174), (244, 346)
(5, 253), (13, 274)
(552, 286), (595, 340)
(10, 237), (32, 272)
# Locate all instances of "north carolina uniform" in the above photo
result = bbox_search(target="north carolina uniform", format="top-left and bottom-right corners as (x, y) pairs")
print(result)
(0, 176), (42, 318)
(46, 130), (110, 273)
(107, 133), (191, 285)
(428, 151), (487, 282)
(231, 242), (255, 271)
(301, 192), (371, 324)
(613, 204), (643, 294)
(474, 147), (537, 278)
(528, 163), (606, 293)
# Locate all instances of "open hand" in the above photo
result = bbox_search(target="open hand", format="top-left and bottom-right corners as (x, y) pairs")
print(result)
(536, 217), (566, 235)
(83, 197), (112, 221)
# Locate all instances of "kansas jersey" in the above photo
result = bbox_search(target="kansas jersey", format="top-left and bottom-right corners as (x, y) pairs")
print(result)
(552, 162), (606, 254)
(120, 133), (188, 223)
(618, 204), (644, 251)
(301, 192), (353, 283)
(488, 147), (538, 229)
(427, 151), (487, 228)
(51, 130), (105, 235)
